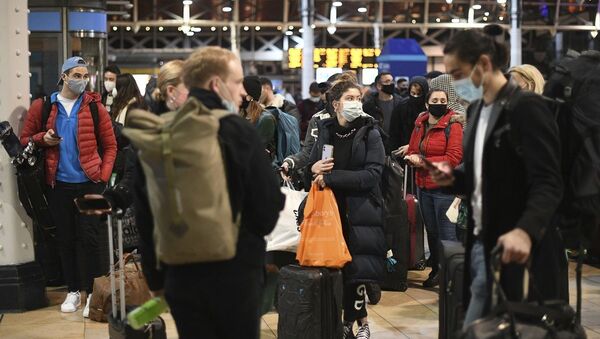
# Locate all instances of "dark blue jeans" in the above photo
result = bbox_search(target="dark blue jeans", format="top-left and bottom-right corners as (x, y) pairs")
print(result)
(417, 188), (458, 274)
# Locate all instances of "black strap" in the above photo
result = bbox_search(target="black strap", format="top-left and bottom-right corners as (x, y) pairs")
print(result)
(41, 96), (52, 131)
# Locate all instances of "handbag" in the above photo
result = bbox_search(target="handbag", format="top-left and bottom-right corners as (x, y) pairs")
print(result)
(265, 180), (307, 253)
(461, 245), (587, 339)
(89, 253), (153, 323)
(295, 183), (352, 268)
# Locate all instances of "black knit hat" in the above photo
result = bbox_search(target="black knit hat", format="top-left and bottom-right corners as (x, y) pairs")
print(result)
(243, 76), (262, 101)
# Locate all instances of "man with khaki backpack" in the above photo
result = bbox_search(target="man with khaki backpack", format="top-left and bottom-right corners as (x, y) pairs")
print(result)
(123, 47), (284, 339)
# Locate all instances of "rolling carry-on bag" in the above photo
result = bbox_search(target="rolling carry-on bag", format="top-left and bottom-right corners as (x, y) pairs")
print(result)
(404, 165), (426, 271)
(106, 210), (167, 339)
(439, 240), (465, 339)
(277, 265), (343, 339)
(381, 156), (409, 291)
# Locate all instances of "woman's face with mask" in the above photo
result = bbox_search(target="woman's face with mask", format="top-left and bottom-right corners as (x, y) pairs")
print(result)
(409, 83), (423, 98)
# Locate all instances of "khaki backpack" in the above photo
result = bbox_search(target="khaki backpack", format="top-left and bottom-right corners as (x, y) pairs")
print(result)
(122, 97), (239, 265)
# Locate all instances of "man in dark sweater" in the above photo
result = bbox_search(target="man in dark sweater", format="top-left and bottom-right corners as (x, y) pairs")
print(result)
(133, 47), (284, 339)
(362, 72), (403, 137)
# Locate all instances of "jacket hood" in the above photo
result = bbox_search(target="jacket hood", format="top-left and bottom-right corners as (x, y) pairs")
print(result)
(429, 74), (466, 115)
(83, 91), (102, 105)
(409, 76), (429, 95)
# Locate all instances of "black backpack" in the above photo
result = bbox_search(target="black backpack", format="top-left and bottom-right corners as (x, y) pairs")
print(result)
(543, 50), (600, 251)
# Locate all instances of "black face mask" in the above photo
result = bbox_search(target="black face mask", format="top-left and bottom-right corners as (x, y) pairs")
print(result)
(381, 84), (395, 95)
(428, 104), (447, 118)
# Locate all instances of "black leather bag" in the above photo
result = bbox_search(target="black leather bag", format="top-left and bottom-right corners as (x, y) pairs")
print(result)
(462, 246), (587, 339)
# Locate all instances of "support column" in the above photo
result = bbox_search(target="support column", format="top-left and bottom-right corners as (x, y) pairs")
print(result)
(510, 0), (522, 66)
(301, 0), (314, 99)
(230, 0), (240, 55)
(0, 0), (47, 312)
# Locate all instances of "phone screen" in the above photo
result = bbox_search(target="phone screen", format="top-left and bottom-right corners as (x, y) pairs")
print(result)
(74, 197), (111, 213)
(322, 144), (334, 160)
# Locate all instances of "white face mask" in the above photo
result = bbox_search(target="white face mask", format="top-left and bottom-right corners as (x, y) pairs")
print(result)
(340, 100), (363, 122)
(454, 66), (484, 103)
(104, 81), (116, 93)
(309, 95), (321, 103)
(218, 79), (239, 114)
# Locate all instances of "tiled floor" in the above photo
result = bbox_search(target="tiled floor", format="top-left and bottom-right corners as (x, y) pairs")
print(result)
(1, 263), (599, 338)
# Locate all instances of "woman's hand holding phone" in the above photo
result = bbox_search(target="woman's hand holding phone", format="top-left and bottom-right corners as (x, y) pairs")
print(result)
(311, 158), (334, 175)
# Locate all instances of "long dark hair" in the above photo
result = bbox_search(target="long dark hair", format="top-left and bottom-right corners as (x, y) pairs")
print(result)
(443, 25), (509, 71)
(111, 73), (145, 120)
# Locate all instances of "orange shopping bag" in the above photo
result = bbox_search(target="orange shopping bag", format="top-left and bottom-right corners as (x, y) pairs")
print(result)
(296, 183), (352, 268)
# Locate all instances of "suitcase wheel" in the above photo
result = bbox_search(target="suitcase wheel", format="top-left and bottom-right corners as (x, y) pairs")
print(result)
(412, 260), (426, 271)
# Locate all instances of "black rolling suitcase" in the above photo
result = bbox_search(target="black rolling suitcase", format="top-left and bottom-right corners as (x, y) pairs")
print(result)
(277, 265), (343, 339)
(381, 156), (409, 291)
(106, 210), (166, 339)
(439, 240), (465, 339)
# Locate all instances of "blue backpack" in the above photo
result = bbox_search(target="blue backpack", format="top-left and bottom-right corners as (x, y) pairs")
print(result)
(265, 107), (301, 165)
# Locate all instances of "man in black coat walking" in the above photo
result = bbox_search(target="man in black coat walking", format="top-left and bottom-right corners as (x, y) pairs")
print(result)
(435, 29), (568, 328)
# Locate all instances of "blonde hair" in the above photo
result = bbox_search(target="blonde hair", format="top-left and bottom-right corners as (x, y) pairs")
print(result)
(509, 64), (545, 95)
(153, 60), (184, 102)
(182, 46), (238, 89)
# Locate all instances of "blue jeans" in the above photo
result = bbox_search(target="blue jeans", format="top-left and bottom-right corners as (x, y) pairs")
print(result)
(417, 188), (458, 273)
(463, 241), (489, 328)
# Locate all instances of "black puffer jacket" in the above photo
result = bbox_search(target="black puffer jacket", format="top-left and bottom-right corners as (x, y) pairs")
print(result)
(306, 116), (387, 283)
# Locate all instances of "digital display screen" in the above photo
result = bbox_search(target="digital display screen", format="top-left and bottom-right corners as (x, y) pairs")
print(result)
(288, 48), (381, 70)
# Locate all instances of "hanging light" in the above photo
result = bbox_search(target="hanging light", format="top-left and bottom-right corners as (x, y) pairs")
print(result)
(255, 26), (261, 31)
(472, 4), (482, 9)
(145, 26), (151, 31)
(158, 26), (164, 31)
(333, 1), (342, 7)
(327, 25), (336, 34)
(243, 26), (249, 31)
(222, 6), (232, 12)
(112, 26), (118, 31)
(285, 30), (293, 36)
(182, 0), (192, 5)
(591, 30), (598, 38)
(211, 26), (216, 31)
(358, 6), (368, 13)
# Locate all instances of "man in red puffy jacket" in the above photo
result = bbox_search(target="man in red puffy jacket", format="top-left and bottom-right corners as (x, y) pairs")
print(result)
(20, 57), (117, 316)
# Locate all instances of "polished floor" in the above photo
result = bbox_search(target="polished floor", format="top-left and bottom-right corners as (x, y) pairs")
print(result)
(0, 262), (599, 338)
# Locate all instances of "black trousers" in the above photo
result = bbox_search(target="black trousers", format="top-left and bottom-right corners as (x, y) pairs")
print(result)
(48, 181), (103, 293)
(343, 283), (368, 322)
(164, 261), (264, 339)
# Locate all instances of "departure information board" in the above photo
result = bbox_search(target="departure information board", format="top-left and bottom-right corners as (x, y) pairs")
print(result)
(288, 48), (381, 69)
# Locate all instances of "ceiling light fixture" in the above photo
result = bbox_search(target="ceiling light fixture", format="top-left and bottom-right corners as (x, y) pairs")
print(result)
(255, 26), (261, 31)
(451, 18), (460, 23)
(244, 26), (249, 31)
(411, 19), (417, 24)
(211, 26), (216, 31)
(484, 11), (490, 16)
(591, 30), (598, 38)
(436, 17), (441, 22)
(145, 26), (150, 31)
(222, 6), (232, 12)
(158, 26), (164, 31)
(327, 25), (336, 34)
(222, 26), (228, 31)
(285, 30), (293, 36)
(472, 4), (482, 9)
(483, 16), (488, 21)
(446, 0), (453, 4)
(182, 0), (192, 5)
(358, 6), (368, 13)
(499, 16), (504, 20)
(126, 26), (131, 31)
(186, 31), (194, 36)
(333, 1), (342, 7)
(497, 0), (507, 4)
(191, 27), (201, 32)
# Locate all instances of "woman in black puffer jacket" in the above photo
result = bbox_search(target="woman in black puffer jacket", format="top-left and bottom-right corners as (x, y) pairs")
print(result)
(307, 79), (386, 339)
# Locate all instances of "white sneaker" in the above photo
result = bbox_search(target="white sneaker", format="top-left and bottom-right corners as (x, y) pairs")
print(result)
(83, 294), (92, 318)
(61, 291), (81, 313)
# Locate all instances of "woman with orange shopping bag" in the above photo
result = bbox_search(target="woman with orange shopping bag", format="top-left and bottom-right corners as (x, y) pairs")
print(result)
(304, 78), (386, 339)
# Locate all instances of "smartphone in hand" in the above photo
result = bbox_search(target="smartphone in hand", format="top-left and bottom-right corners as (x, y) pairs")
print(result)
(322, 144), (334, 160)
(420, 155), (452, 181)
(50, 131), (61, 140)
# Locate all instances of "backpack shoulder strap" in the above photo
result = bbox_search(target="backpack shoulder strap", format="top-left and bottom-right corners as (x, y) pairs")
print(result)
(89, 100), (102, 152)
(41, 96), (53, 131)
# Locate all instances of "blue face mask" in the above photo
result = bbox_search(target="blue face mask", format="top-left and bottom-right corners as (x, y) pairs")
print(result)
(454, 67), (483, 103)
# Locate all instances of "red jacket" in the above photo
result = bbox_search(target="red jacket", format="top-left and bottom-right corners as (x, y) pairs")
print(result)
(407, 110), (463, 190)
(20, 92), (117, 186)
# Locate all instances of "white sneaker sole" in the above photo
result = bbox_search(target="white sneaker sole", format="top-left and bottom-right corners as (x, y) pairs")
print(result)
(61, 302), (81, 313)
